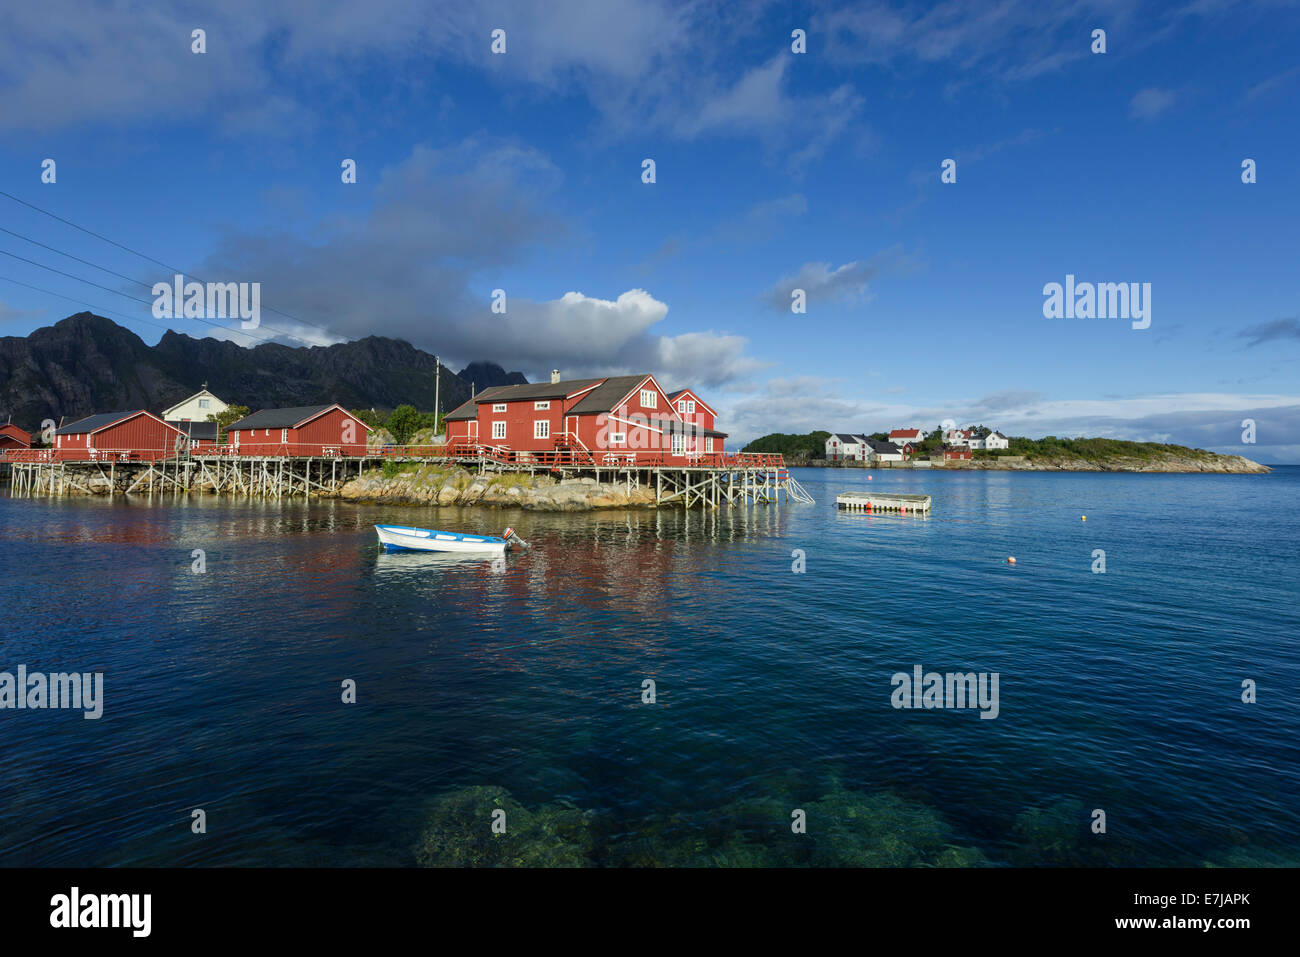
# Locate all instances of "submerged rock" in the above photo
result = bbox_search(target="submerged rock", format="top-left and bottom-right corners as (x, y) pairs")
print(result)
(413, 786), (598, 867)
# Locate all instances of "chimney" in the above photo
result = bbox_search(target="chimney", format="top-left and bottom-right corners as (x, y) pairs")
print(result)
(550, 369), (561, 384)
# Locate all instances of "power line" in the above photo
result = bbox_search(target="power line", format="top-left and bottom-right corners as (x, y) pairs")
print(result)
(0, 272), (205, 340)
(0, 188), (340, 336)
(0, 248), (298, 347)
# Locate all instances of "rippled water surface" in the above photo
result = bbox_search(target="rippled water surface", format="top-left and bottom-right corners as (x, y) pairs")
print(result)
(2, 466), (1297, 866)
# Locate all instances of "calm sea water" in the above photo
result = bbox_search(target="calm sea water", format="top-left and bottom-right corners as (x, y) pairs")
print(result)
(1, 466), (1297, 867)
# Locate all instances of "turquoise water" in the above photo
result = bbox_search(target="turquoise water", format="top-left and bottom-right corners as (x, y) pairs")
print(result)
(1, 466), (1297, 866)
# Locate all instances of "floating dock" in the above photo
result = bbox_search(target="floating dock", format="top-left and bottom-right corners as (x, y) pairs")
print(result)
(836, 491), (931, 514)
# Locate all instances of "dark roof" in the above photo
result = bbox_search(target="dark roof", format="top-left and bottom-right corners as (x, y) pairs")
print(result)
(833, 433), (864, 444)
(167, 420), (218, 441)
(566, 375), (654, 415)
(649, 418), (727, 438)
(56, 411), (139, 435)
(228, 405), (336, 431)
(865, 439), (902, 453)
(443, 386), (513, 421)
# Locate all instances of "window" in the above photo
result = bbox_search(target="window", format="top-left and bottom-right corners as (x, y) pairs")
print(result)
(640, 389), (657, 408)
(534, 400), (550, 410)
(677, 400), (687, 413)
(705, 437), (714, 453)
(492, 403), (507, 413)
(492, 421), (506, 439)
(198, 398), (210, 409)
(281, 429), (288, 443)
(534, 420), (549, 439)
(687, 400), (696, 414)
(671, 432), (684, 455)
(609, 432), (626, 445)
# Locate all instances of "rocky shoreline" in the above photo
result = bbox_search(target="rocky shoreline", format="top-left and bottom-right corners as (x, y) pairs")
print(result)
(339, 464), (656, 510)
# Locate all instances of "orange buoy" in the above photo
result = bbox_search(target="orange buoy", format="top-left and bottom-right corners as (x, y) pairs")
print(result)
(1007, 556), (1017, 564)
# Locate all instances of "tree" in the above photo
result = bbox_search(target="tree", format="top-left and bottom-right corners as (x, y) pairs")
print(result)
(386, 404), (421, 444)
(208, 405), (249, 442)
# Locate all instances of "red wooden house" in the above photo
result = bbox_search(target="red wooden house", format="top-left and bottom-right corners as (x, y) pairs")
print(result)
(0, 422), (32, 450)
(54, 410), (186, 460)
(666, 388), (717, 432)
(227, 404), (370, 456)
(444, 373), (727, 463)
(943, 446), (972, 461)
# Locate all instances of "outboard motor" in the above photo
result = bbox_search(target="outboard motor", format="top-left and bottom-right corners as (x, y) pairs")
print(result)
(502, 526), (529, 550)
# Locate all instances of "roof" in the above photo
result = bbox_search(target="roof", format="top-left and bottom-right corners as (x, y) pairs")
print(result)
(443, 387), (509, 421)
(0, 423), (31, 438)
(167, 420), (218, 441)
(567, 375), (656, 416)
(228, 405), (338, 431)
(865, 439), (902, 453)
(648, 418), (727, 438)
(832, 433), (864, 444)
(56, 411), (139, 435)
(160, 389), (224, 416)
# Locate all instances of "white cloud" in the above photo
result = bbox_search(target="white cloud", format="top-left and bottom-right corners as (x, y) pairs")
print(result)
(1130, 87), (1177, 119)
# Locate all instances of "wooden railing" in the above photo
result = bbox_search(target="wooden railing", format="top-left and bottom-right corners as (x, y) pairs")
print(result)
(2, 442), (785, 469)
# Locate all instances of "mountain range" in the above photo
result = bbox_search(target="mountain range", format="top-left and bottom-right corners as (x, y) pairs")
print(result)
(0, 313), (528, 429)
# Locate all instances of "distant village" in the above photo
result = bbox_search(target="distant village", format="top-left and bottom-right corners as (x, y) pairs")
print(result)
(825, 426), (1010, 465)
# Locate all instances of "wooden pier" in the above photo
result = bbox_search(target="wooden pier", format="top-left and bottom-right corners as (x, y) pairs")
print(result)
(2, 444), (815, 510)
(836, 491), (931, 514)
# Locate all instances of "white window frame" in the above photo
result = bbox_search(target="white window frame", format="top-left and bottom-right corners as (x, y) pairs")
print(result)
(671, 432), (684, 455)
(198, 398), (210, 409)
(534, 420), (549, 439)
(609, 431), (626, 445)
(281, 428), (288, 443)
(640, 389), (657, 408)
(492, 403), (507, 413)
(492, 421), (507, 440)
(677, 400), (687, 413)
(534, 400), (550, 410)
(705, 437), (714, 453)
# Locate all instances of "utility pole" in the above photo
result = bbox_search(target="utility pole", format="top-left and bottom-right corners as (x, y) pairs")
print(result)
(433, 355), (440, 434)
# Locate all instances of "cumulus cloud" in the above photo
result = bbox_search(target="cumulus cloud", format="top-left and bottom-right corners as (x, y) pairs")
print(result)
(180, 140), (763, 385)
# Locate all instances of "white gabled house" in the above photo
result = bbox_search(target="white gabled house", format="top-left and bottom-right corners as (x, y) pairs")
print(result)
(826, 433), (869, 461)
(161, 387), (228, 423)
(983, 430), (1009, 450)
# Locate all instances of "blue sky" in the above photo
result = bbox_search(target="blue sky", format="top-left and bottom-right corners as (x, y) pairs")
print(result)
(0, 0), (1297, 459)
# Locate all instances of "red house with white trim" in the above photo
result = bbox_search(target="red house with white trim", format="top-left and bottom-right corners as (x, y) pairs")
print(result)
(227, 404), (370, 456)
(0, 422), (31, 450)
(444, 373), (727, 463)
(889, 428), (926, 446)
(666, 388), (717, 432)
(54, 410), (186, 460)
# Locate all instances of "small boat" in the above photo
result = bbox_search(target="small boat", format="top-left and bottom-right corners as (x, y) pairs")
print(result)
(374, 524), (528, 555)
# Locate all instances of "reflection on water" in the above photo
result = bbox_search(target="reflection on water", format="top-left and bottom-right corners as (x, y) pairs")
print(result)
(2, 469), (1299, 867)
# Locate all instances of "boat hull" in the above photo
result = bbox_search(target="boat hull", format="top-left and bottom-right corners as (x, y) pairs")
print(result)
(375, 524), (508, 554)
